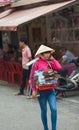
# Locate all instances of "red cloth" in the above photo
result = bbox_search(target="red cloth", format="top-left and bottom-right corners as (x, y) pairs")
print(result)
(62, 63), (76, 76)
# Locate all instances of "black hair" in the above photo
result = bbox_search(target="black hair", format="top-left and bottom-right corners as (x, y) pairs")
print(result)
(41, 51), (51, 55)
(20, 37), (28, 45)
(60, 47), (67, 52)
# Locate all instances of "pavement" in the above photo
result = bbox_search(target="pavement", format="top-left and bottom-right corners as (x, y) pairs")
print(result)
(0, 80), (79, 130)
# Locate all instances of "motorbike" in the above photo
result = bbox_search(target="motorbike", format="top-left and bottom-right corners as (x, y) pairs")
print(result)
(55, 57), (79, 97)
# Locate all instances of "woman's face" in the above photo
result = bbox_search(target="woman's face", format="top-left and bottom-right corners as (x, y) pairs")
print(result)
(40, 51), (51, 60)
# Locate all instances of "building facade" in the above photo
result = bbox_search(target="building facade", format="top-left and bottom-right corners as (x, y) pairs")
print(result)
(0, 0), (79, 57)
(46, 3), (79, 56)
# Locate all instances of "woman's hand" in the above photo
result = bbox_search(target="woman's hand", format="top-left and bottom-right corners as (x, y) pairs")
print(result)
(49, 55), (53, 60)
(32, 91), (37, 98)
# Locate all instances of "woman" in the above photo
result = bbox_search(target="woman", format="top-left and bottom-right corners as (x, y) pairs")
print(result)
(30, 45), (62, 130)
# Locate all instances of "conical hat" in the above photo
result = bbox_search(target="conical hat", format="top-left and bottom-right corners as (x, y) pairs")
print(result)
(35, 45), (55, 58)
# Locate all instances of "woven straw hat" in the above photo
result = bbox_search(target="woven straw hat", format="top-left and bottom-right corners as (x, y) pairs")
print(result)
(35, 45), (55, 58)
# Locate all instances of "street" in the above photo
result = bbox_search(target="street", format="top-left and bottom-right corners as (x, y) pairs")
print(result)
(0, 81), (79, 130)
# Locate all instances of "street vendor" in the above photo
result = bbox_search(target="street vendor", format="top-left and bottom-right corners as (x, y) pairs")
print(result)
(30, 45), (62, 130)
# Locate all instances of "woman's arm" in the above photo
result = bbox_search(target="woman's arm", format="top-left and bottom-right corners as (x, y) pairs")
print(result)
(30, 63), (39, 98)
(29, 63), (37, 91)
(51, 57), (62, 70)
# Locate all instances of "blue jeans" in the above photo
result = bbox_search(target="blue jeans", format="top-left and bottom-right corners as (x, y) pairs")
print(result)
(38, 90), (57, 130)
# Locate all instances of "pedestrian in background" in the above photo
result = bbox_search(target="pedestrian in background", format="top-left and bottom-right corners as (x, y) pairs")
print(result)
(30, 45), (62, 130)
(59, 48), (77, 64)
(17, 37), (32, 95)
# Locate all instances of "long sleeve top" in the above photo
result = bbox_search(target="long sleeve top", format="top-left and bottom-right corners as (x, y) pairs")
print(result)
(30, 57), (62, 91)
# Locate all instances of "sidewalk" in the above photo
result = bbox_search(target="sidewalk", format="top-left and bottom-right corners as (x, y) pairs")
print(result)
(0, 81), (79, 130)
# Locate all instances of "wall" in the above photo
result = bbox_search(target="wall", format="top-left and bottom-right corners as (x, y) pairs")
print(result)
(28, 17), (47, 54)
(46, 4), (79, 56)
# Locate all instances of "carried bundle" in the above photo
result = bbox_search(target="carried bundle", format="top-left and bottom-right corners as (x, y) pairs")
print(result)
(34, 68), (58, 91)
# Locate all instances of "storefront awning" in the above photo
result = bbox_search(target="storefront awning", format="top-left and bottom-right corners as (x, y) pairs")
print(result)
(11, 0), (48, 8)
(0, 9), (13, 19)
(0, 0), (76, 31)
(0, 0), (11, 6)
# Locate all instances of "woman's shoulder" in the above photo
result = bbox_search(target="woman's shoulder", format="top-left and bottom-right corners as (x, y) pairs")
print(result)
(33, 58), (41, 66)
(32, 58), (45, 70)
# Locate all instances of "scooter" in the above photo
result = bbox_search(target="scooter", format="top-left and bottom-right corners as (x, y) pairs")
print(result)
(55, 57), (79, 97)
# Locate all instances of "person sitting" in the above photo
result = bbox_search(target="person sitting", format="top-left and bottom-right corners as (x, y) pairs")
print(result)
(59, 48), (77, 64)
(9, 51), (16, 62)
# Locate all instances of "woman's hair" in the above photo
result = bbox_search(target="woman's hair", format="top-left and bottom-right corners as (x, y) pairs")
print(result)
(41, 51), (51, 55)
(20, 37), (28, 45)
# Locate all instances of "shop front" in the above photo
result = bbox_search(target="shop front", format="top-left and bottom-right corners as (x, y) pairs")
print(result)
(0, 0), (77, 55)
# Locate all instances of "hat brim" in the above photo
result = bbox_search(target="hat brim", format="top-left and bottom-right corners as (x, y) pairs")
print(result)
(35, 45), (55, 58)
(35, 49), (55, 58)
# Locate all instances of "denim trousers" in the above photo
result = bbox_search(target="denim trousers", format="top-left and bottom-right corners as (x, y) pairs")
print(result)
(38, 90), (57, 130)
